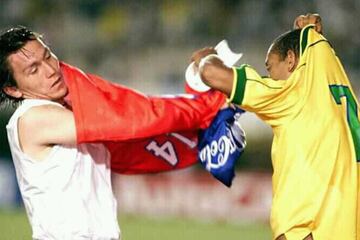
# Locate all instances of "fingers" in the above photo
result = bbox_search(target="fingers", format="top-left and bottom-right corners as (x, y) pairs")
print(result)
(293, 14), (306, 30)
(307, 13), (322, 34)
(293, 13), (323, 34)
(190, 47), (216, 67)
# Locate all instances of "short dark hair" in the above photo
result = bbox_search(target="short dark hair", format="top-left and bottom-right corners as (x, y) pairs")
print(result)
(270, 28), (301, 60)
(0, 26), (40, 107)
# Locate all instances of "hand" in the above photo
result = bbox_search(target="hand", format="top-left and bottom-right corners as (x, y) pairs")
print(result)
(293, 13), (323, 34)
(190, 47), (217, 67)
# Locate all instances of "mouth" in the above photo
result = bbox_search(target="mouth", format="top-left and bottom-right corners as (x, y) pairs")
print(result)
(51, 75), (63, 88)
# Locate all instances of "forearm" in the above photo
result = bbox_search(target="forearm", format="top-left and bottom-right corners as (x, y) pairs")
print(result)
(198, 55), (234, 97)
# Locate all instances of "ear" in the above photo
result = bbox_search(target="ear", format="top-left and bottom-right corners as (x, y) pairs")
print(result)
(3, 86), (23, 99)
(286, 50), (298, 73)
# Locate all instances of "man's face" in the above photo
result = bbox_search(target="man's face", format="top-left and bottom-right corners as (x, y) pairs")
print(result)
(6, 39), (67, 102)
(265, 44), (295, 80)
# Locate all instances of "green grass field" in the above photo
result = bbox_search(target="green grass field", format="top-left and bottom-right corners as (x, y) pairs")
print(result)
(0, 208), (271, 240)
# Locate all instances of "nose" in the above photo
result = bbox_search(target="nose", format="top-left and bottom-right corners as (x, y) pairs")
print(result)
(44, 61), (57, 78)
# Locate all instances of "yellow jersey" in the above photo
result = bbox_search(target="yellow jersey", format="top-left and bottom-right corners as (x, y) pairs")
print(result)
(229, 25), (359, 240)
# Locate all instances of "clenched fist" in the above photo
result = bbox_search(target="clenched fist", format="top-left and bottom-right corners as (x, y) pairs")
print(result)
(293, 13), (323, 34)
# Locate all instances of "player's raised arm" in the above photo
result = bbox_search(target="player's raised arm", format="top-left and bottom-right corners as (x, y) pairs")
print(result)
(193, 13), (323, 100)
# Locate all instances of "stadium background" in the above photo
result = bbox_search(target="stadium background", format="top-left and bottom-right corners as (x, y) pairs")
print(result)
(0, 0), (358, 239)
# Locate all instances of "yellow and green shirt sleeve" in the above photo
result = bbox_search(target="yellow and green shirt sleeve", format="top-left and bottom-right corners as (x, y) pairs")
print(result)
(228, 64), (288, 115)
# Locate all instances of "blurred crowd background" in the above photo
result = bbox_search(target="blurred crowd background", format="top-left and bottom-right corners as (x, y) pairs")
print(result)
(0, 0), (359, 234)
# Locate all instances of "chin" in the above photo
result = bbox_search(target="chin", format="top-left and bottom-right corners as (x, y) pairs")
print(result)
(52, 87), (69, 102)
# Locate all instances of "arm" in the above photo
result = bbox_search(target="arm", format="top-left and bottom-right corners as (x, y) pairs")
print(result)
(190, 48), (234, 97)
(191, 52), (289, 122)
(18, 104), (76, 159)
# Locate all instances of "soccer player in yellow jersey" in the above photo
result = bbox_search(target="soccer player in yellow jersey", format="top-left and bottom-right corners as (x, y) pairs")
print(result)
(191, 14), (360, 240)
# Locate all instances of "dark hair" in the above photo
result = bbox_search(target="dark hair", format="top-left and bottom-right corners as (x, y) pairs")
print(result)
(270, 28), (301, 60)
(0, 26), (40, 107)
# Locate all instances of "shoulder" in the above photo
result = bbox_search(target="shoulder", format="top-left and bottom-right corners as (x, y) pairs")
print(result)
(17, 103), (75, 146)
(17, 101), (77, 150)
(14, 103), (74, 160)
(19, 103), (70, 128)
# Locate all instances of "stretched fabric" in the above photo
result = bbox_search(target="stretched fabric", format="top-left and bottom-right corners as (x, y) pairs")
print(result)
(107, 131), (198, 174)
(198, 107), (246, 187)
(61, 62), (226, 173)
